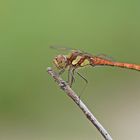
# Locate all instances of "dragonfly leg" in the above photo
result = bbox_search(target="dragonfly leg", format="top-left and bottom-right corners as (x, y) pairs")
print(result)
(76, 71), (88, 84)
(75, 71), (88, 98)
(71, 69), (75, 86)
(68, 68), (75, 87)
(58, 69), (65, 75)
(67, 68), (71, 84)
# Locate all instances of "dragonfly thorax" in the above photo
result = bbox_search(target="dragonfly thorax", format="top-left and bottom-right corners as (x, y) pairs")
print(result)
(53, 55), (68, 69)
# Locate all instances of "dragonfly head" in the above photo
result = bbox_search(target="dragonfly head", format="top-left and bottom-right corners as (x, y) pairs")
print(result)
(53, 55), (67, 69)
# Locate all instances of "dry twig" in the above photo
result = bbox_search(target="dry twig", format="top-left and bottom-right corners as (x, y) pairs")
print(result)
(47, 67), (113, 140)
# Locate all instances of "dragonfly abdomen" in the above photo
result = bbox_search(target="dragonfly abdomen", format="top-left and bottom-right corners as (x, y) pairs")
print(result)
(111, 62), (140, 71)
(90, 57), (140, 71)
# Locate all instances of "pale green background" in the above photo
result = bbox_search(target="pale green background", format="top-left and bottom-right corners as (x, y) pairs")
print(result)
(0, 0), (140, 140)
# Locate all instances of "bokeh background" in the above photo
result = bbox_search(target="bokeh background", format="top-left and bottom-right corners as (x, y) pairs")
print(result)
(0, 0), (140, 140)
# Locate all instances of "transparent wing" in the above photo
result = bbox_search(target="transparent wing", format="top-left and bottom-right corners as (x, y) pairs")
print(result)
(50, 45), (95, 56)
(50, 46), (77, 52)
(96, 54), (115, 61)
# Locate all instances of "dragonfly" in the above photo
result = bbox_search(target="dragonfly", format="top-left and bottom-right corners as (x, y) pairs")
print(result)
(51, 46), (140, 87)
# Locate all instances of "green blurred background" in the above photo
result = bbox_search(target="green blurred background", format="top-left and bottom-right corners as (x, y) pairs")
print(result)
(0, 0), (140, 140)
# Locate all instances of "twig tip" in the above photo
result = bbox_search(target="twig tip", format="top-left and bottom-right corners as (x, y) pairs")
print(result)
(47, 67), (52, 72)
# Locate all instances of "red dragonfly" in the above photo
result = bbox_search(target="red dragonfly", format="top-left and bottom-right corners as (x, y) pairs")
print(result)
(52, 46), (140, 87)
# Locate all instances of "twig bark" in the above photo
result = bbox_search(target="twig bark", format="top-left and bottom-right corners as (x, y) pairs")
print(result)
(47, 67), (113, 140)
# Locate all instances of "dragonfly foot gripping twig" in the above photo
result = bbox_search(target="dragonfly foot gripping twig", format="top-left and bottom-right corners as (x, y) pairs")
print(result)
(47, 67), (113, 140)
